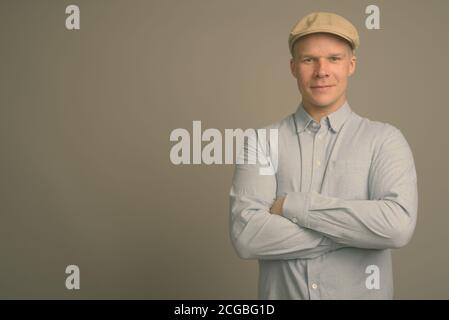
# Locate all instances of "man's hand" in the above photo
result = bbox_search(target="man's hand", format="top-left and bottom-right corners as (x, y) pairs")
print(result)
(270, 197), (285, 216)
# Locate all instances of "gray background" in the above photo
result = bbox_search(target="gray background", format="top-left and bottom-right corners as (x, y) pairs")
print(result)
(1, 0), (448, 299)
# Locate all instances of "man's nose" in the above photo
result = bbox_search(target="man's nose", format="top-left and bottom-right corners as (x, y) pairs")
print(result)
(315, 58), (329, 78)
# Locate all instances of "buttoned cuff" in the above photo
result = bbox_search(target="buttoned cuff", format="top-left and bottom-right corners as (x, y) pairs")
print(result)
(282, 192), (311, 227)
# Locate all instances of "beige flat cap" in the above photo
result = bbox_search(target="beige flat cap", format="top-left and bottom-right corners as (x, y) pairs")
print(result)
(288, 12), (360, 55)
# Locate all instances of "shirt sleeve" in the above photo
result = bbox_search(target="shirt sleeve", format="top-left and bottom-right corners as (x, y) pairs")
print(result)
(282, 126), (418, 249)
(229, 130), (344, 260)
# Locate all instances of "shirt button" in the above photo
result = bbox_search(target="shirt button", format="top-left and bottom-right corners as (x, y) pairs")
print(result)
(316, 160), (321, 167)
(311, 283), (318, 290)
(317, 134), (322, 140)
(292, 217), (298, 223)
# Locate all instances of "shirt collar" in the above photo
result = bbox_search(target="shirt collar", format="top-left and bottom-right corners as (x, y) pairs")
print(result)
(294, 101), (352, 133)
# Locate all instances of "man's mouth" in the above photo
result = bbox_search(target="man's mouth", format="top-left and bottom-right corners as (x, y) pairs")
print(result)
(310, 85), (335, 89)
(310, 85), (335, 93)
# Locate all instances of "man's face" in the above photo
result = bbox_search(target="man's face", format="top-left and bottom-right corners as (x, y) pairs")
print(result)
(290, 33), (356, 111)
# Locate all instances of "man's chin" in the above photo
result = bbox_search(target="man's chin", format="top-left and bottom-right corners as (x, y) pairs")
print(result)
(303, 95), (345, 110)
(305, 100), (336, 109)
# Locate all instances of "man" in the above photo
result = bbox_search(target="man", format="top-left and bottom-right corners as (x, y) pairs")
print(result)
(229, 12), (418, 299)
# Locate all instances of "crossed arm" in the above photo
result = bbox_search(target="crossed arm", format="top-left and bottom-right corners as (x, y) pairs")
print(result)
(229, 127), (418, 260)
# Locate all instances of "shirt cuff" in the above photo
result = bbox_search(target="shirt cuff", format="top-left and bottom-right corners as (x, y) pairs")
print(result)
(282, 191), (311, 227)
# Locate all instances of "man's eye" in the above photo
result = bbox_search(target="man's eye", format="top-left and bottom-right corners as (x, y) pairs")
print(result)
(330, 57), (341, 62)
(303, 58), (312, 63)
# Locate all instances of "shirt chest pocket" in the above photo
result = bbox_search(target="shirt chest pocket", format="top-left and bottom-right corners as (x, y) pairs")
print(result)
(326, 160), (371, 199)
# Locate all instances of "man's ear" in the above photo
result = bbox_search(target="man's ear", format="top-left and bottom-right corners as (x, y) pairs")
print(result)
(348, 54), (357, 77)
(290, 58), (298, 78)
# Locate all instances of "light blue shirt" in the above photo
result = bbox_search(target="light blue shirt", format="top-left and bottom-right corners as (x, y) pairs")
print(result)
(229, 102), (418, 299)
